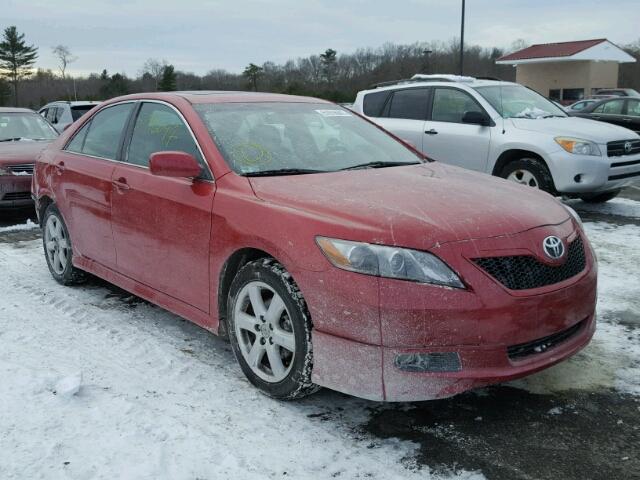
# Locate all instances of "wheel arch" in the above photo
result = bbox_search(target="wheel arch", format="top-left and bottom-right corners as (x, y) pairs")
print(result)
(217, 247), (276, 338)
(37, 195), (55, 227)
(492, 149), (549, 176)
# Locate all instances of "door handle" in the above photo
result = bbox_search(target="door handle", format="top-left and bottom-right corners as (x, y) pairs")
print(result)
(424, 129), (438, 135)
(112, 177), (130, 192)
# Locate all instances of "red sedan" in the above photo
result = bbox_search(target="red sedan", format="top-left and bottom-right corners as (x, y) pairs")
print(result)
(32, 92), (597, 401)
(1, 108), (57, 209)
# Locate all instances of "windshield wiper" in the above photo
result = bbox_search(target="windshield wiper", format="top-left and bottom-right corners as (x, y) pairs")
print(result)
(340, 160), (420, 171)
(0, 137), (23, 142)
(542, 114), (565, 118)
(243, 168), (326, 177)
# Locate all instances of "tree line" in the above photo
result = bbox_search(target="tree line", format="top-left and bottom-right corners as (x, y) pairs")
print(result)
(1, 25), (640, 109)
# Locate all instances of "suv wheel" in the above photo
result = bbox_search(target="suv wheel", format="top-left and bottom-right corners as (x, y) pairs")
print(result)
(579, 190), (621, 203)
(501, 158), (555, 194)
(227, 258), (319, 400)
(42, 204), (86, 285)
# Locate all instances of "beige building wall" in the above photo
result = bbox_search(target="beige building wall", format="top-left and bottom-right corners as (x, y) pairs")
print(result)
(514, 61), (619, 99)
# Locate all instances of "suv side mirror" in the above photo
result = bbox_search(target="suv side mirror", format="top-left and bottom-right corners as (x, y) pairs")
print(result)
(149, 151), (202, 178)
(462, 110), (491, 126)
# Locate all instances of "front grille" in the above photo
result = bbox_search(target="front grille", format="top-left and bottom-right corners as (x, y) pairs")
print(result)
(2, 191), (31, 201)
(6, 163), (34, 174)
(474, 236), (586, 290)
(607, 139), (640, 157)
(508, 319), (585, 360)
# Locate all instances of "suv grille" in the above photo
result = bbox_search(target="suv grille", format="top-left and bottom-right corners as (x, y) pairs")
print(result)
(474, 236), (586, 290)
(1, 192), (31, 201)
(607, 139), (640, 157)
(6, 163), (34, 174)
(508, 319), (585, 360)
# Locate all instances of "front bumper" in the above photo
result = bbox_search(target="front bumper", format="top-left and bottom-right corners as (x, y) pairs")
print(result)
(548, 149), (640, 193)
(0, 175), (33, 208)
(305, 220), (598, 401)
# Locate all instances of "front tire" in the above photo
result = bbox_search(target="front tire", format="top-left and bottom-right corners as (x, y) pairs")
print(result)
(501, 158), (556, 194)
(42, 204), (86, 285)
(227, 258), (319, 400)
(579, 190), (621, 203)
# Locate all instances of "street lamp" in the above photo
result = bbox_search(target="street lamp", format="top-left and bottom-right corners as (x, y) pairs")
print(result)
(422, 49), (432, 74)
(459, 0), (466, 75)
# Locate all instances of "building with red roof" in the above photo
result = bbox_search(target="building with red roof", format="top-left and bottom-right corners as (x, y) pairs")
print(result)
(496, 39), (635, 103)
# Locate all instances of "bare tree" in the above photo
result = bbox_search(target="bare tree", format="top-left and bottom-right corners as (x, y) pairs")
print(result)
(52, 45), (76, 80)
(141, 58), (168, 90)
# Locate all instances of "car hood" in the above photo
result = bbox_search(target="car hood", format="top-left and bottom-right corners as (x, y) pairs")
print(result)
(509, 116), (640, 142)
(248, 163), (570, 250)
(0, 140), (52, 166)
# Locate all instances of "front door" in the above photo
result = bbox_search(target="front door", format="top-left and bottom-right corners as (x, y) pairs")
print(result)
(373, 87), (429, 151)
(54, 102), (136, 267)
(110, 101), (215, 312)
(423, 87), (492, 172)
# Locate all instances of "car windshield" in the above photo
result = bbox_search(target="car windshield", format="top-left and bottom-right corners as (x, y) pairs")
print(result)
(0, 112), (58, 141)
(474, 85), (567, 119)
(194, 102), (423, 175)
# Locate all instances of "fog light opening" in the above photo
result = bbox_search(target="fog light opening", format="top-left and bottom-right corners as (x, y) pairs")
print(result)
(574, 174), (583, 183)
(394, 352), (462, 373)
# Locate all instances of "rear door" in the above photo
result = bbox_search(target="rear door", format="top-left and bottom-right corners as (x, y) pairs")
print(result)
(422, 87), (492, 171)
(368, 88), (429, 150)
(54, 102), (135, 267)
(588, 99), (627, 128)
(110, 101), (215, 312)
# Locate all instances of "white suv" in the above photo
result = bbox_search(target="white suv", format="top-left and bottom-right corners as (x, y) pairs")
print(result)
(353, 75), (640, 203)
(38, 101), (100, 133)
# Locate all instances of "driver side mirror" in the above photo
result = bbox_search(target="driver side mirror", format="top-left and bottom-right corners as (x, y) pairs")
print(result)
(462, 111), (491, 126)
(149, 151), (202, 178)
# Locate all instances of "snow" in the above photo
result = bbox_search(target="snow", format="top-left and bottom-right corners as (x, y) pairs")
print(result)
(0, 218), (38, 232)
(567, 197), (640, 219)
(1, 197), (639, 479)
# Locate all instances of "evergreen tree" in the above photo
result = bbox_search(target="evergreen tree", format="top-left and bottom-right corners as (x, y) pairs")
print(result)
(243, 63), (263, 91)
(0, 26), (38, 106)
(320, 48), (337, 85)
(158, 65), (177, 91)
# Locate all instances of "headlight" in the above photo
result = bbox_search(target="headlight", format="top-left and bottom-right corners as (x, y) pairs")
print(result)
(555, 137), (601, 156)
(316, 237), (464, 288)
(564, 204), (583, 228)
(0, 167), (13, 176)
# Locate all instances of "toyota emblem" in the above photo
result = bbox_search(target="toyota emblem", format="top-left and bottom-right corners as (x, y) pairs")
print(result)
(624, 141), (632, 154)
(543, 236), (565, 259)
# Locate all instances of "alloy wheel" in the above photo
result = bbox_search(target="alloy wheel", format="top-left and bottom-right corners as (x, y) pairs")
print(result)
(507, 169), (539, 188)
(233, 281), (296, 383)
(44, 214), (70, 275)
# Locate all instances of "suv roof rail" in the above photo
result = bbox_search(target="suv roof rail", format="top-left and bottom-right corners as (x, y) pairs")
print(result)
(370, 77), (455, 89)
(475, 76), (502, 81)
(411, 74), (476, 83)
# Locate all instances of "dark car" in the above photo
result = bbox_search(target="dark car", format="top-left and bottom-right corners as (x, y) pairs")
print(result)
(594, 88), (640, 98)
(571, 97), (640, 135)
(0, 107), (58, 209)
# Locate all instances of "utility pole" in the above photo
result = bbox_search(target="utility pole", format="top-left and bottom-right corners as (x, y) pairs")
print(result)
(459, 0), (465, 75)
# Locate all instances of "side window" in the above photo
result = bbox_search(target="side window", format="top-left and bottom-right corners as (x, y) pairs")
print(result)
(40, 108), (48, 119)
(386, 88), (428, 120)
(66, 121), (91, 153)
(126, 103), (209, 178)
(363, 90), (391, 117)
(46, 107), (57, 123)
(594, 100), (624, 115)
(82, 103), (134, 159)
(627, 100), (640, 117)
(432, 88), (483, 123)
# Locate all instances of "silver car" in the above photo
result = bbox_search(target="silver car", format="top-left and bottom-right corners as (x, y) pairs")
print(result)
(353, 75), (640, 203)
(38, 101), (100, 133)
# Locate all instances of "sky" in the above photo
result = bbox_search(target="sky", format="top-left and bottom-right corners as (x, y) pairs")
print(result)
(3, 0), (639, 77)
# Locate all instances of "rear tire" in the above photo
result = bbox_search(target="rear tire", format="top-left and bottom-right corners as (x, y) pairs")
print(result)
(501, 158), (556, 194)
(42, 204), (86, 285)
(579, 190), (621, 203)
(227, 258), (319, 400)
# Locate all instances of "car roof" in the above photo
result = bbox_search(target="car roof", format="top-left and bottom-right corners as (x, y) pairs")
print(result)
(43, 101), (101, 107)
(106, 91), (334, 105)
(0, 107), (36, 114)
(358, 77), (519, 95)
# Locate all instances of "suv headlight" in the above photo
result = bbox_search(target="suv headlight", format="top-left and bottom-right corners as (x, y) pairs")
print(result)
(316, 237), (464, 288)
(555, 137), (601, 156)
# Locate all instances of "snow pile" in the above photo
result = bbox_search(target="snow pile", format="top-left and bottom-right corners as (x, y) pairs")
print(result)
(0, 218), (38, 233)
